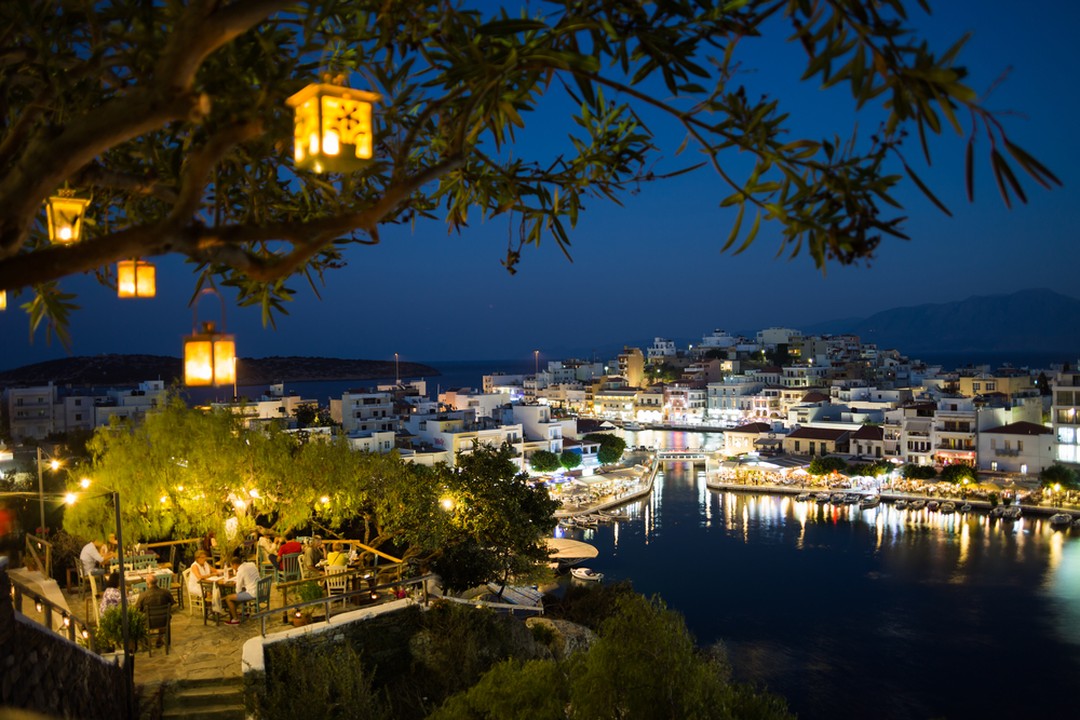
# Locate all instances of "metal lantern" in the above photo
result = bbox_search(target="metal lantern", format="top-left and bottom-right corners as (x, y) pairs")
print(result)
(0, 290), (6, 311)
(286, 83), (380, 173)
(183, 289), (236, 387)
(117, 260), (156, 298)
(45, 190), (91, 244)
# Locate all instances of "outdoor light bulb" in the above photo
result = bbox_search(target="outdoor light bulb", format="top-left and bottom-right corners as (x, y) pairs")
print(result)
(79, 478), (90, 488)
(58, 226), (72, 241)
(49, 460), (60, 471)
(64, 492), (76, 505)
(320, 496), (330, 504)
(81, 629), (89, 639)
(440, 497), (453, 511)
(35, 602), (42, 613)
(308, 131), (320, 155)
(63, 616), (70, 627)
(160, 496), (168, 504)
(177, 485), (184, 492)
(372, 592), (379, 600)
(248, 488), (260, 499)
(323, 130), (340, 155)
(234, 498), (247, 510)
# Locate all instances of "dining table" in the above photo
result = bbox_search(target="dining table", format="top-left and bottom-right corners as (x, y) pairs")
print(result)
(199, 574), (235, 625)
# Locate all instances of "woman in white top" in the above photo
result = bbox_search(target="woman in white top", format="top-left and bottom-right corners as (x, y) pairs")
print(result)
(188, 549), (214, 595)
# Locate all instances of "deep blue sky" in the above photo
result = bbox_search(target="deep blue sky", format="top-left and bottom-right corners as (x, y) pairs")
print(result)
(2, 1), (1077, 370)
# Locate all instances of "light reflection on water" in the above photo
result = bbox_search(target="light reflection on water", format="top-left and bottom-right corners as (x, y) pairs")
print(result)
(558, 461), (1080, 720)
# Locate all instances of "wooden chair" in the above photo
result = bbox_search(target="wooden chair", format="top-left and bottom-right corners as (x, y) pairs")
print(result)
(240, 576), (273, 621)
(323, 566), (349, 610)
(182, 568), (205, 617)
(72, 560), (89, 599)
(144, 604), (171, 656)
(87, 574), (101, 626)
(279, 553), (301, 584)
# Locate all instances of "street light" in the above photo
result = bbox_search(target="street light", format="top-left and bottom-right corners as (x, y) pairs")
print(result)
(36, 447), (63, 534)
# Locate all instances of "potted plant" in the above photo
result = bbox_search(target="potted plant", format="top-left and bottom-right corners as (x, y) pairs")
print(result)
(290, 580), (324, 626)
(97, 606), (148, 655)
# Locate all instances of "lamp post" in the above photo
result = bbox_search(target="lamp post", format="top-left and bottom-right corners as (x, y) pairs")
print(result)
(36, 447), (61, 534)
(113, 491), (130, 656)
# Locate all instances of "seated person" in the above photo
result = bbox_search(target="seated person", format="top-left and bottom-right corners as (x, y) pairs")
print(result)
(80, 536), (115, 579)
(300, 536), (324, 578)
(188, 549), (214, 595)
(325, 542), (349, 567)
(135, 574), (175, 614)
(222, 555), (261, 625)
(276, 535), (303, 569)
(135, 574), (175, 646)
(258, 533), (281, 567)
(99, 571), (122, 616)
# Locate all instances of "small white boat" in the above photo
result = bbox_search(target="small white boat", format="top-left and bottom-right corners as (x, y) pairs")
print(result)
(909, 500), (927, 511)
(859, 495), (881, 509)
(843, 494), (860, 505)
(816, 493), (831, 504)
(600, 510), (630, 522)
(831, 493), (846, 504)
(894, 499), (908, 510)
(940, 502), (956, 515)
(623, 422), (644, 431)
(796, 493), (811, 502)
(1049, 513), (1074, 528)
(571, 567), (603, 582)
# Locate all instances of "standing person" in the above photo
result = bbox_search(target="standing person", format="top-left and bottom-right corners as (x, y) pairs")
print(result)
(222, 555), (260, 625)
(80, 537), (115, 579)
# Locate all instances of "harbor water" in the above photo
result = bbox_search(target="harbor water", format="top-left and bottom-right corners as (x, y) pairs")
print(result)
(558, 457), (1080, 720)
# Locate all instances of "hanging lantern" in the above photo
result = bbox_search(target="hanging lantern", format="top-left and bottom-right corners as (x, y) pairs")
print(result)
(45, 190), (91, 244)
(183, 289), (236, 387)
(0, 290), (6, 311)
(117, 260), (156, 298)
(286, 82), (380, 173)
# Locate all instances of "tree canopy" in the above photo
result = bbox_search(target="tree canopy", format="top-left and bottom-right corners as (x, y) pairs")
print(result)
(62, 399), (555, 583)
(0, 0), (1057, 343)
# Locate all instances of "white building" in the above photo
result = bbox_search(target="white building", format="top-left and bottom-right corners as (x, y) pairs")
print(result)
(647, 338), (677, 364)
(977, 421), (1056, 475)
(439, 388), (507, 420)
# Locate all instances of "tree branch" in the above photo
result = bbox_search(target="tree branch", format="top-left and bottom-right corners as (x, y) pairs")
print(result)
(168, 119), (265, 224)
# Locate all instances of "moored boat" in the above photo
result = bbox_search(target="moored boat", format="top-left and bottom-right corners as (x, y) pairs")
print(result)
(927, 500), (940, 511)
(571, 567), (603, 582)
(989, 506), (1005, 518)
(796, 492), (811, 502)
(1003, 505), (1022, 520)
(843, 493), (860, 505)
(859, 495), (881, 509)
(816, 493), (831, 504)
(831, 492), (846, 504)
(959, 503), (973, 513)
(941, 502), (956, 514)
(1049, 513), (1074, 528)
(910, 499), (927, 510)
(894, 499), (908, 510)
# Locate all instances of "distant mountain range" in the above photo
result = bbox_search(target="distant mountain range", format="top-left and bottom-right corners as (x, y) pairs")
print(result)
(798, 288), (1080, 354)
(0, 355), (440, 387)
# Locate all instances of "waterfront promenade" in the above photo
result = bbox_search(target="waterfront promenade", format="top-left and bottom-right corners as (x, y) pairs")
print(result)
(553, 455), (659, 518)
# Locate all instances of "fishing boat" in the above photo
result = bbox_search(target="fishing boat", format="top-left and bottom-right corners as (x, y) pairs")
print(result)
(940, 502), (956, 514)
(570, 567), (604, 582)
(1003, 505), (1022, 520)
(894, 499), (908, 510)
(959, 503), (973, 513)
(796, 492), (811, 502)
(927, 500), (940, 511)
(1049, 513), (1074, 528)
(909, 499), (926, 511)
(858, 495), (881, 509)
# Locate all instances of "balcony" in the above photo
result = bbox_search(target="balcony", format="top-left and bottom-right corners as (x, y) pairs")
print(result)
(994, 448), (1021, 457)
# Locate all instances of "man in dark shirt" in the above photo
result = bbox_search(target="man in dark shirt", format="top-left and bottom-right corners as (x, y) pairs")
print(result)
(135, 574), (175, 613)
(135, 574), (175, 646)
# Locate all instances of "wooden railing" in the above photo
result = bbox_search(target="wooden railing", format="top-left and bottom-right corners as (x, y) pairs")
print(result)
(250, 573), (435, 637)
(24, 533), (53, 577)
(8, 571), (98, 652)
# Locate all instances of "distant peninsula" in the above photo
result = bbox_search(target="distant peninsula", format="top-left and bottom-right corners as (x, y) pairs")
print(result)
(0, 354), (440, 387)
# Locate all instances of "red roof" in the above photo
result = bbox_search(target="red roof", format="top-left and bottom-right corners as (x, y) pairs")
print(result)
(851, 425), (884, 441)
(729, 422), (772, 434)
(786, 426), (850, 441)
(800, 391), (830, 403)
(985, 421), (1052, 436)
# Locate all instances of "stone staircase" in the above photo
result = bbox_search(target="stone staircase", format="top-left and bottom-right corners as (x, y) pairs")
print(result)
(159, 676), (246, 720)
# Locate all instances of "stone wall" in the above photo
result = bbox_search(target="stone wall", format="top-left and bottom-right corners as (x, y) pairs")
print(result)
(1, 562), (134, 720)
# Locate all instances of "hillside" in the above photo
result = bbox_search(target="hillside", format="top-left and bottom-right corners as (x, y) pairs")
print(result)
(800, 288), (1080, 354)
(0, 355), (440, 387)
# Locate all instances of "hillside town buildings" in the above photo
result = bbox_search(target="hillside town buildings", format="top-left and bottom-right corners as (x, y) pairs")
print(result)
(2, 327), (1077, 481)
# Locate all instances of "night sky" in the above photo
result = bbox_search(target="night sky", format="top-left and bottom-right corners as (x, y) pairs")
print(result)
(2, 1), (1077, 370)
